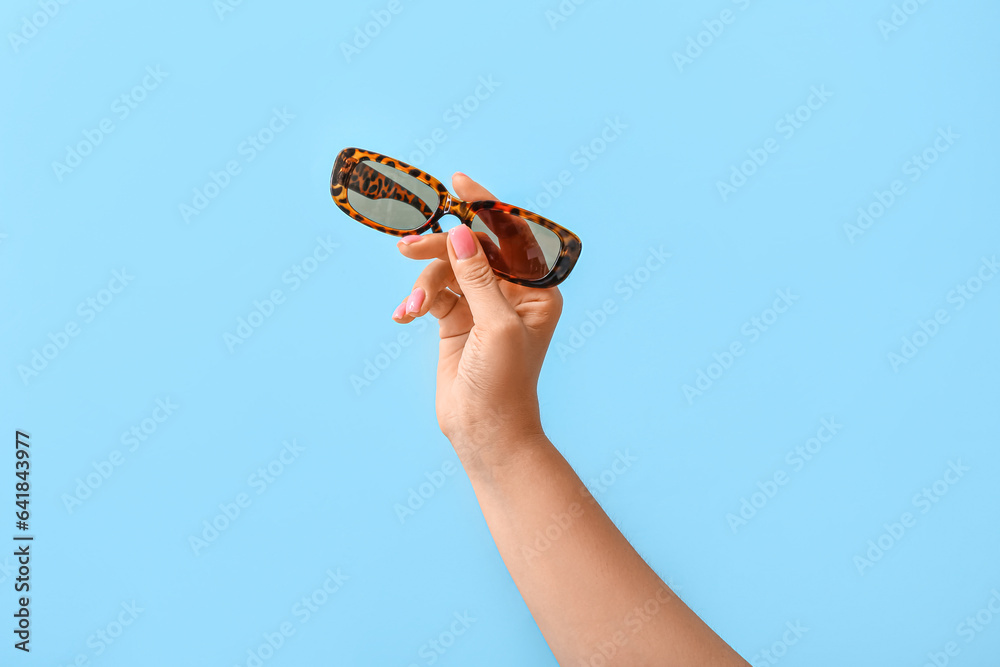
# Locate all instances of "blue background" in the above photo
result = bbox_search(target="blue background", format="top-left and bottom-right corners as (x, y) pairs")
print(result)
(2, 0), (998, 665)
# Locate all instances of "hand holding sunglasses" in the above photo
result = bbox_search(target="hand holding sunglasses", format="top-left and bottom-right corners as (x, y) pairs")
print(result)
(329, 148), (582, 288)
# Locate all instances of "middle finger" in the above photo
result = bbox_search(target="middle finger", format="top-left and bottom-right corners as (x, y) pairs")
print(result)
(392, 258), (465, 324)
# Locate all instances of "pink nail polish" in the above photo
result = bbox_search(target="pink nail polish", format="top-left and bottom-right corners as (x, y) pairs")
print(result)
(392, 302), (406, 320)
(400, 235), (422, 245)
(449, 225), (476, 260)
(406, 287), (425, 314)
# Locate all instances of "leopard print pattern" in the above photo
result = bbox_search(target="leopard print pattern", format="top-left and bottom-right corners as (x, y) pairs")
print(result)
(347, 160), (436, 221)
(330, 147), (582, 288)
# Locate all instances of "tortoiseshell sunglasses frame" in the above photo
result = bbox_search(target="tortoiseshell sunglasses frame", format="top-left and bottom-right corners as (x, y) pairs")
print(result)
(330, 147), (582, 289)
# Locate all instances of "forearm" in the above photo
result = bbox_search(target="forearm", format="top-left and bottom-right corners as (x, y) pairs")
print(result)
(454, 433), (749, 667)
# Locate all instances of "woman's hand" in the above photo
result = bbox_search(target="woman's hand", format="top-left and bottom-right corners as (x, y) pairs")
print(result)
(390, 173), (750, 666)
(391, 173), (562, 468)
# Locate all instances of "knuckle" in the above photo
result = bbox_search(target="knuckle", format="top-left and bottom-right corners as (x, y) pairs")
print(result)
(458, 258), (496, 290)
(546, 289), (564, 315)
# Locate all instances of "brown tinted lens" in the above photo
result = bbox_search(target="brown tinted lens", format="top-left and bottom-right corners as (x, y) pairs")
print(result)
(471, 209), (563, 281)
(346, 160), (440, 231)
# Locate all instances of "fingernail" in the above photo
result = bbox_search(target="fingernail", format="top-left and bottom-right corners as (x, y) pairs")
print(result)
(400, 235), (422, 245)
(454, 171), (468, 180)
(392, 302), (406, 320)
(450, 224), (476, 260)
(406, 287), (425, 314)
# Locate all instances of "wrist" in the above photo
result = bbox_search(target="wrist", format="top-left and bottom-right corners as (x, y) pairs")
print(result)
(448, 417), (548, 476)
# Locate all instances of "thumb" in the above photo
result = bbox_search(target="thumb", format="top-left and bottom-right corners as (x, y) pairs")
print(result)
(447, 221), (516, 328)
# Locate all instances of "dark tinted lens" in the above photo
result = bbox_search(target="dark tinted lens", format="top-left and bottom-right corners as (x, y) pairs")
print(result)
(471, 208), (563, 281)
(346, 160), (440, 231)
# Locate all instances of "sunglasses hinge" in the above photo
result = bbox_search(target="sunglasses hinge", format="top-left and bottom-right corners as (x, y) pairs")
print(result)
(339, 158), (358, 185)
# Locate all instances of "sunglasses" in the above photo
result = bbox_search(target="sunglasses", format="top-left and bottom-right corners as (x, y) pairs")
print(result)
(329, 148), (582, 288)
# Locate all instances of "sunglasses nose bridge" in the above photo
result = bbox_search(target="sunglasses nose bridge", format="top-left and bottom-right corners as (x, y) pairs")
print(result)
(442, 193), (473, 222)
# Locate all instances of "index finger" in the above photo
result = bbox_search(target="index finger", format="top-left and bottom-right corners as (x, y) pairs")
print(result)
(399, 230), (513, 275)
(397, 232), (448, 260)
